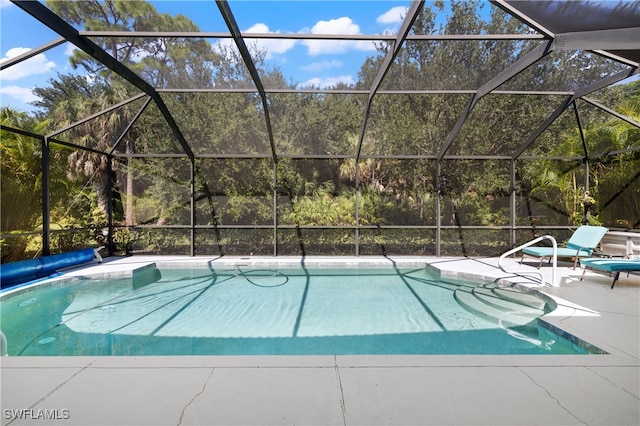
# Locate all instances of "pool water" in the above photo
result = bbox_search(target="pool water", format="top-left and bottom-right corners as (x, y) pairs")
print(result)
(0, 265), (593, 356)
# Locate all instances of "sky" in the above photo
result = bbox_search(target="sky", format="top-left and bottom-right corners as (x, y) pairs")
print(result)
(0, 0), (411, 113)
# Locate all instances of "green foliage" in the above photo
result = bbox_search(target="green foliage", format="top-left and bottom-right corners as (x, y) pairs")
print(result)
(521, 84), (640, 227)
(283, 182), (351, 226)
(2, 1), (639, 258)
(1, 108), (44, 232)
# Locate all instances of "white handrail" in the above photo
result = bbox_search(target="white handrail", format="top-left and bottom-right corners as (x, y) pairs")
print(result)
(499, 235), (557, 287)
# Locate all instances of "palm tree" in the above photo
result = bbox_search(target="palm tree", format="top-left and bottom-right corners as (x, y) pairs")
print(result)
(34, 75), (133, 221)
(584, 101), (640, 227)
(525, 95), (640, 226)
(34, 0), (219, 227)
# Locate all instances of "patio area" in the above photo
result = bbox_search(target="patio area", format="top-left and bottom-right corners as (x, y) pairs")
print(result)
(2, 0), (638, 423)
(1, 256), (638, 425)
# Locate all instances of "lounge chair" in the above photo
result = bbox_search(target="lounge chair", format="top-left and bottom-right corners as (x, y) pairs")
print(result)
(580, 258), (640, 288)
(521, 226), (608, 269)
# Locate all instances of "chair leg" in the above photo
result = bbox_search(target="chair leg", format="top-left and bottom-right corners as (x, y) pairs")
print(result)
(580, 267), (588, 281)
(611, 271), (621, 289)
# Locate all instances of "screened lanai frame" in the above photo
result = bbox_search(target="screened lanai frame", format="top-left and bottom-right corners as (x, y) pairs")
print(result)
(1, 0), (639, 258)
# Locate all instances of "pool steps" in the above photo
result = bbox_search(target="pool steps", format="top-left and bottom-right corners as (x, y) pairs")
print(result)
(2, 256), (609, 355)
(468, 287), (544, 313)
(132, 263), (162, 288)
(453, 283), (546, 328)
(100, 259), (552, 330)
(490, 286), (547, 309)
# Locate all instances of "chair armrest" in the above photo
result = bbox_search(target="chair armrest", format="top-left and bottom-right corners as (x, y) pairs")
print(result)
(572, 246), (593, 257)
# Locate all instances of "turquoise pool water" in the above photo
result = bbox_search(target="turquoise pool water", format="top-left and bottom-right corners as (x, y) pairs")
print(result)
(0, 265), (595, 356)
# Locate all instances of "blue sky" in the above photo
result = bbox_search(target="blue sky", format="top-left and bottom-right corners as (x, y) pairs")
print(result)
(0, 0), (410, 113)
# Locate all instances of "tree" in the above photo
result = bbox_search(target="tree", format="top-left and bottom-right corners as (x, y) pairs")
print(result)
(523, 83), (640, 226)
(583, 98), (640, 227)
(0, 107), (75, 260)
(35, 0), (220, 227)
(356, 1), (532, 228)
(48, 0), (218, 88)
(1, 108), (46, 232)
(32, 74), (130, 219)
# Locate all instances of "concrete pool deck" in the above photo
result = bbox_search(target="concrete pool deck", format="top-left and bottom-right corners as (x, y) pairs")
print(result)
(1, 256), (638, 425)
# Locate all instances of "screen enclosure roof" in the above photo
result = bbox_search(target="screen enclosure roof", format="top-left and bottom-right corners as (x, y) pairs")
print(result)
(2, 0), (639, 161)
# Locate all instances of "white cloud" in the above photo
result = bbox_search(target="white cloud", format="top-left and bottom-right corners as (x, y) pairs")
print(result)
(65, 43), (77, 56)
(301, 75), (355, 89)
(128, 45), (154, 63)
(377, 6), (408, 25)
(0, 47), (56, 80)
(214, 15), (381, 61)
(0, 85), (40, 104)
(302, 17), (376, 56)
(213, 23), (297, 61)
(300, 59), (343, 73)
(312, 16), (359, 34)
(244, 23), (297, 59)
(211, 37), (235, 61)
(0, 0), (13, 8)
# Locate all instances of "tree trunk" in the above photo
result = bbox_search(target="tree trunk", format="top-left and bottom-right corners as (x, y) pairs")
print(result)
(125, 139), (136, 226)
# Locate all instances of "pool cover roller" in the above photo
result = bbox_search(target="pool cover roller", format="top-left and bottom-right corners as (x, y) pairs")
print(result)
(0, 248), (98, 288)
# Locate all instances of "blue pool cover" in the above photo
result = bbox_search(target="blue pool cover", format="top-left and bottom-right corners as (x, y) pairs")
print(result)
(0, 248), (96, 289)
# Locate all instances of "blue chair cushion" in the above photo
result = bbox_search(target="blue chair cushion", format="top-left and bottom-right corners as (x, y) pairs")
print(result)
(522, 246), (593, 258)
(580, 258), (640, 272)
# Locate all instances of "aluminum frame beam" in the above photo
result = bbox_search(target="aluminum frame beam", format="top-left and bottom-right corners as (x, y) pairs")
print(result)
(79, 30), (545, 42)
(355, 0), (425, 162)
(156, 88), (574, 96)
(438, 40), (555, 161)
(0, 37), (66, 70)
(350, 0), (423, 254)
(553, 28), (640, 56)
(216, 0), (278, 163)
(109, 97), (154, 156)
(46, 94), (148, 139)
(0, 125), (44, 139)
(512, 67), (639, 160)
(581, 97), (640, 129)
(491, 0), (555, 38)
(11, 0), (195, 162)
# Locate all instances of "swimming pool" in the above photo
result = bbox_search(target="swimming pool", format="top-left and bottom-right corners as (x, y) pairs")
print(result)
(0, 263), (596, 356)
